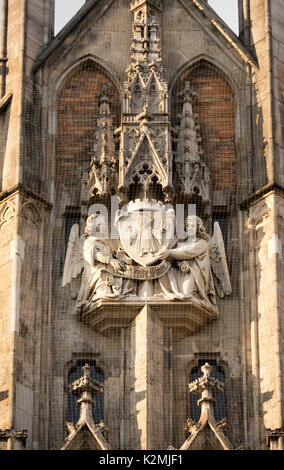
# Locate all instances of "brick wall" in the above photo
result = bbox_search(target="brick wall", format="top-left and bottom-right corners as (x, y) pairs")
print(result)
(172, 60), (236, 192)
(56, 59), (120, 193)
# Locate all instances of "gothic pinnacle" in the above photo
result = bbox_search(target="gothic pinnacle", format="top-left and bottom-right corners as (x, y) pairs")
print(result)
(71, 364), (104, 427)
(189, 362), (224, 409)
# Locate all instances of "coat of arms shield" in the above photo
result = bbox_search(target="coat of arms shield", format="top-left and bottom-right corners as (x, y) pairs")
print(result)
(115, 200), (176, 267)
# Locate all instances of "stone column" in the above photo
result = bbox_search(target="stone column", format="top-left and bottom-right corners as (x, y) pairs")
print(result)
(1, 0), (55, 191)
(248, 192), (284, 449)
(0, 0), (55, 448)
(247, 0), (284, 190)
(127, 305), (164, 449)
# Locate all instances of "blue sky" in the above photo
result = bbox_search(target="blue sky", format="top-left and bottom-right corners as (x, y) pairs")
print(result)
(0, 0), (239, 38)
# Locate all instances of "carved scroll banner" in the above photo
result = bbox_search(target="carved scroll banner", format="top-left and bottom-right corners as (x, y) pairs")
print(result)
(106, 260), (171, 281)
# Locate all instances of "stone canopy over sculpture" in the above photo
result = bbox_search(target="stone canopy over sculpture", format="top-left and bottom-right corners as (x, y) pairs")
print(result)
(62, 0), (232, 326)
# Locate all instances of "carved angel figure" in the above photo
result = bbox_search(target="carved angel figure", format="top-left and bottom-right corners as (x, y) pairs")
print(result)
(62, 214), (134, 315)
(156, 215), (231, 306)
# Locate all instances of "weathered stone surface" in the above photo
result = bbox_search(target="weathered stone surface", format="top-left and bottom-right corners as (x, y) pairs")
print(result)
(0, 0), (284, 452)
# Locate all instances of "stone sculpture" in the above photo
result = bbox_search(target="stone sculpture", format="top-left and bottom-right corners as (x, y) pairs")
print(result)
(63, 207), (231, 314)
(62, 0), (231, 317)
(156, 215), (231, 307)
(157, 215), (217, 305)
(62, 213), (135, 315)
(174, 82), (210, 204)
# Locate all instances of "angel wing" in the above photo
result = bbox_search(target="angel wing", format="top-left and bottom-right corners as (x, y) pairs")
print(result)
(62, 224), (84, 287)
(209, 222), (232, 298)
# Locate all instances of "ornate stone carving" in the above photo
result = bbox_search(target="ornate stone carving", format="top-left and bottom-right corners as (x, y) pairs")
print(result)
(156, 215), (231, 307)
(0, 429), (27, 450)
(78, 1), (212, 209)
(61, 364), (111, 450)
(115, 199), (176, 266)
(88, 84), (118, 198)
(62, 1), (231, 328)
(63, 206), (231, 315)
(20, 201), (42, 228)
(180, 363), (233, 450)
(72, 364), (103, 406)
(119, 0), (172, 198)
(106, 259), (171, 280)
(174, 81), (210, 203)
(0, 199), (16, 231)
(209, 222), (232, 298)
(62, 213), (135, 316)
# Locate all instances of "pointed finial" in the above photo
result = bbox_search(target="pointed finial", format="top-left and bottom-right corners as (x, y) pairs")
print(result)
(71, 364), (104, 427)
(72, 364), (103, 397)
(187, 363), (225, 429)
(188, 362), (224, 400)
(201, 362), (213, 378)
(82, 363), (91, 378)
(182, 364), (233, 449)
(178, 81), (198, 102)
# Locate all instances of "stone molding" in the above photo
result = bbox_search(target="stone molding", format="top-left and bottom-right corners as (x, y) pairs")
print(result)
(248, 189), (284, 226)
(0, 184), (52, 210)
(0, 429), (27, 450)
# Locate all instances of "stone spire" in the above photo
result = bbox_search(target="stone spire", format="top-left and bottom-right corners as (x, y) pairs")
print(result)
(180, 363), (233, 450)
(88, 84), (118, 199)
(128, 0), (164, 84)
(175, 81), (210, 204)
(119, 0), (172, 201)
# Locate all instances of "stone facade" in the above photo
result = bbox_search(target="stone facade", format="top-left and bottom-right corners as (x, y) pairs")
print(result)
(0, 0), (283, 451)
